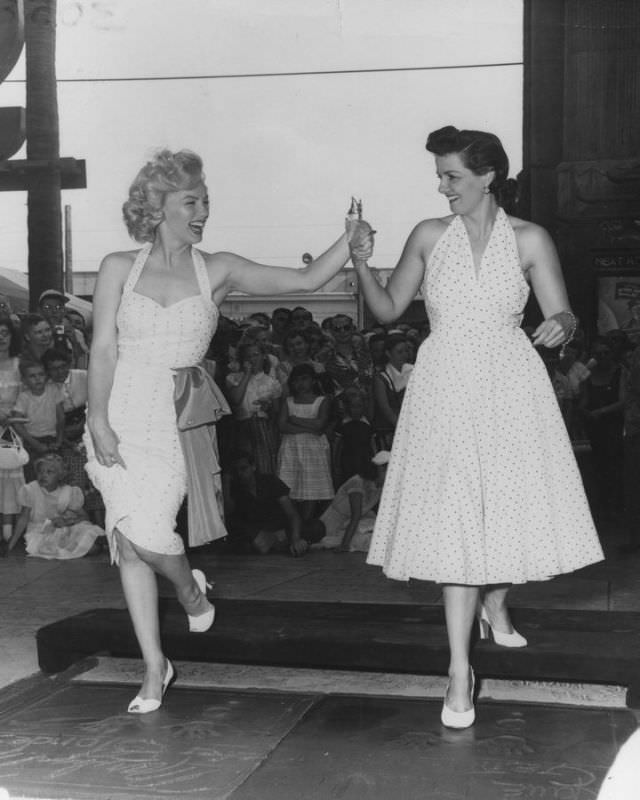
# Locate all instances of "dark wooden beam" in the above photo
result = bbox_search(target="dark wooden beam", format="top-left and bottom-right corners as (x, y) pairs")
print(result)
(0, 157), (86, 191)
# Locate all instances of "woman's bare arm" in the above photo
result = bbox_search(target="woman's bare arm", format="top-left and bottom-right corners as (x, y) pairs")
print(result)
(516, 221), (575, 349)
(86, 251), (132, 467)
(206, 222), (374, 304)
(352, 220), (443, 324)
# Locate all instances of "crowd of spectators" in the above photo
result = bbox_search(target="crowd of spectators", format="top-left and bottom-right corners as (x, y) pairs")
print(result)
(1, 287), (635, 560)
(0, 289), (101, 559)
(210, 306), (428, 557)
(540, 325), (640, 547)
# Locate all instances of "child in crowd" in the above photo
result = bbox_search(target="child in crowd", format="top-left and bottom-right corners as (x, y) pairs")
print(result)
(6, 452), (104, 559)
(11, 360), (64, 478)
(225, 340), (282, 474)
(223, 450), (322, 556)
(0, 317), (24, 547)
(310, 450), (389, 553)
(333, 386), (376, 486)
(277, 363), (334, 520)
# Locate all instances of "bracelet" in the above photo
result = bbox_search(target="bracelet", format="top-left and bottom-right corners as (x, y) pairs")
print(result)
(558, 310), (578, 358)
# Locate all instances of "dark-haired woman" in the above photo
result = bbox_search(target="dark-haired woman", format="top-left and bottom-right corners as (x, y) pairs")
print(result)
(351, 125), (603, 729)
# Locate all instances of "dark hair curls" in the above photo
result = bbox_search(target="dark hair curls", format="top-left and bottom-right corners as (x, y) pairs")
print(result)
(426, 125), (517, 209)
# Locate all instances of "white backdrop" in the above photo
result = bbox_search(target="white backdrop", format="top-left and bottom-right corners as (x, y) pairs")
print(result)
(0, 0), (523, 275)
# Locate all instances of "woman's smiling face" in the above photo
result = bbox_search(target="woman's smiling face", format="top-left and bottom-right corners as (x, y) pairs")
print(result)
(161, 182), (209, 243)
(436, 152), (492, 215)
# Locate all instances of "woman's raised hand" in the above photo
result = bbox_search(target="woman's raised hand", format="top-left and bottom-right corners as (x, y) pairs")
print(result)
(347, 225), (376, 269)
(345, 196), (375, 265)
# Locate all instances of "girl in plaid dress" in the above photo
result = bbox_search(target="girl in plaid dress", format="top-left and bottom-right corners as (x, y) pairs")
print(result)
(277, 363), (334, 520)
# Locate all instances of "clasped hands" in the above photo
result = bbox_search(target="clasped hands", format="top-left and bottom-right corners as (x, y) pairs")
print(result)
(345, 217), (375, 265)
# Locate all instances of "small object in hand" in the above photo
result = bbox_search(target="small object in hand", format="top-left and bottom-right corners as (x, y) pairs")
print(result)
(346, 196), (363, 222)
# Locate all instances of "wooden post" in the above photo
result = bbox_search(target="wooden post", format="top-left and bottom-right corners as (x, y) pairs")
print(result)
(64, 204), (73, 294)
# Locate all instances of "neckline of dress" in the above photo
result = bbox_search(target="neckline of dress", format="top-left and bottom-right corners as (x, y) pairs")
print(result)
(456, 208), (503, 280)
(127, 243), (211, 309)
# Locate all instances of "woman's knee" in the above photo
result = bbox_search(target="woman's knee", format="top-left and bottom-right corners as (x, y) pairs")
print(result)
(115, 530), (143, 564)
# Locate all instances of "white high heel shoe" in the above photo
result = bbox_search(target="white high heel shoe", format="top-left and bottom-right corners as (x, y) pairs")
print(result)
(188, 569), (215, 633)
(127, 659), (175, 714)
(478, 605), (527, 648)
(441, 667), (476, 729)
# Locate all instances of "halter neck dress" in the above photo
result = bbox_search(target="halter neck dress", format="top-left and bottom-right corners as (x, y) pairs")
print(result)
(85, 243), (219, 562)
(367, 209), (604, 584)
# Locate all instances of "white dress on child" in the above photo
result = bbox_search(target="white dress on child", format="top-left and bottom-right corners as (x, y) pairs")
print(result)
(20, 481), (102, 559)
(367, 209), (604, 584)
(84, 244), (218, 562)
(312, 474), (381, 551)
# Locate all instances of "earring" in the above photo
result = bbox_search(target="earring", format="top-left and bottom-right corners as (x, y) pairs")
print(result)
(484, 186), (491, 195)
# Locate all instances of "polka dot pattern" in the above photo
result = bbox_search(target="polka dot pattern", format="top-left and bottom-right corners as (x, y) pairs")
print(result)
(85, 244), (218, 562)
(367, 209), (604, 584)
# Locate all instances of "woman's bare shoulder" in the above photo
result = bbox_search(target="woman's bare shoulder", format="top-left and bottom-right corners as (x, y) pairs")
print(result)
(99, 249), (140, 273)
(415, 216), (452, 237)
(402, 217), (452, 255)
(507, 215), (551, 243)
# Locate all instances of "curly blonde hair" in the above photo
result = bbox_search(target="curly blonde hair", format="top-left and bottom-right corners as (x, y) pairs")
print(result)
(122, 149), (205, 243)
(34, 452), (67, 481)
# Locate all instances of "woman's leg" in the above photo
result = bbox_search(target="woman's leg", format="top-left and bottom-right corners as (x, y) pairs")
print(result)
(442, 584), (479, 711)
(116, 531), (167, 701)
(482, 584), (515, 633)
(117, 532), (212, 701)
(132, 544), (212, 617)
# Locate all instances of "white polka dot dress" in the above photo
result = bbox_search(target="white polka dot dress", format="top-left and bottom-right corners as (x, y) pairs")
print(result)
(367, 209), (604, 584)
(84, 244), (219, 562)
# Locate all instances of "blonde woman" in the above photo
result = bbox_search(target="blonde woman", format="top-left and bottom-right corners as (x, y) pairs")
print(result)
(86, 149), (374, 714)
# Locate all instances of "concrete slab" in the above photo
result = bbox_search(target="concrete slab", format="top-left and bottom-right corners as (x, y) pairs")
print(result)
(231, 695), (636, 800)
(0, 680), (315, 800)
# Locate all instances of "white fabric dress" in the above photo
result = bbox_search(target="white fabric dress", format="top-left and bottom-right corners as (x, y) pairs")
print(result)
(85, 244), (218, 562)
(367, 209), (604, 584)
(20, 481), (102, 560)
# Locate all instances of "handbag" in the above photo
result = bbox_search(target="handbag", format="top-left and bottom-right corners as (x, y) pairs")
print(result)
(0, 426), (30, 470)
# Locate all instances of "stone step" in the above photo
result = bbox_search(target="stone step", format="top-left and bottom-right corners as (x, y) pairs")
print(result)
(36, 599), (640, 707)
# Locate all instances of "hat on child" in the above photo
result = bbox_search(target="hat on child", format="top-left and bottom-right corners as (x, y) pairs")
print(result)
(38, 289), (69, 305)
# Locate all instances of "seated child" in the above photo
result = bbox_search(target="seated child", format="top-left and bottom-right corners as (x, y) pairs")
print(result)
(6, 452), (104, 559)
(310, 450), (389, 553)
(223, 450), (323, 556)
(11, 360), (64, 479)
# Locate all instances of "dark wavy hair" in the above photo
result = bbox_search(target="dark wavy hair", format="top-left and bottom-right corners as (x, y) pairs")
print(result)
(287, 362), (320, 395)
(426, 125), (517, 211)
(282, 329), (311, 357)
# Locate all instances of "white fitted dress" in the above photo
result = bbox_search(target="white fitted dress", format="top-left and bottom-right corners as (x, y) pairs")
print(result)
(367, 209), (604, 585)
(85, 244), (218, 562)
